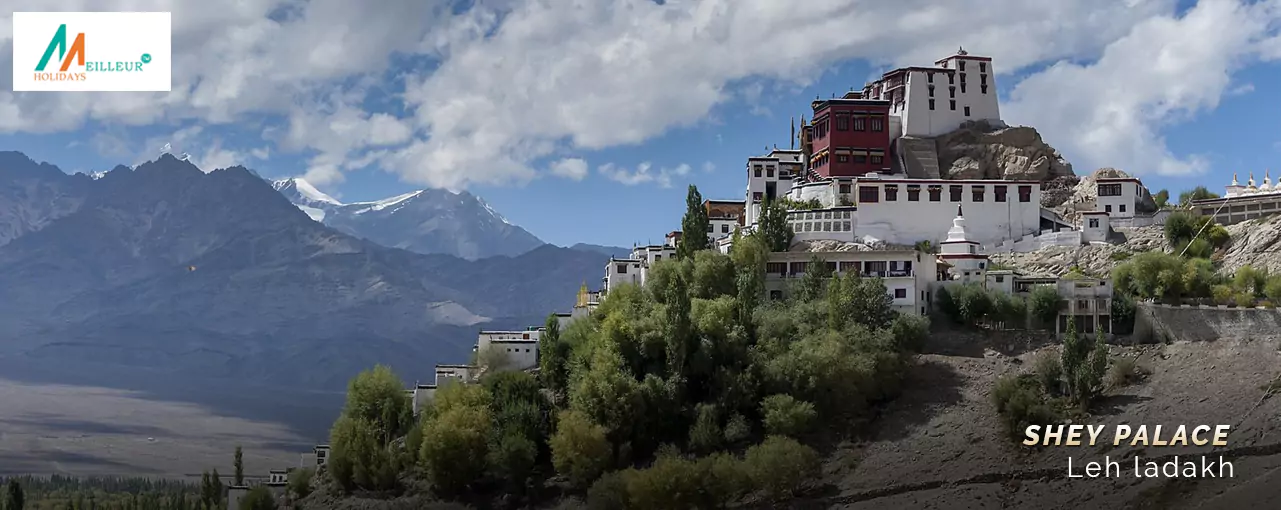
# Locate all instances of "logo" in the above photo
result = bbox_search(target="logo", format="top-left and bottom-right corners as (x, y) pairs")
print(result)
(13, 12), (171, 92)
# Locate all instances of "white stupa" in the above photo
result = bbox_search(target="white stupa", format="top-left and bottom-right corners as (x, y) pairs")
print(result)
(1261, 169), (1273, 192)
(938, 204), (987, 283)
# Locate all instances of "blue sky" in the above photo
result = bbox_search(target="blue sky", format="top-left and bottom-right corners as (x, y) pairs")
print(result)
(2, 0), (1280, 248)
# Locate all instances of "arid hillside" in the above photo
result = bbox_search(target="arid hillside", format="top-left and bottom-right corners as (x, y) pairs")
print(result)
(794, 326), (1281, 509)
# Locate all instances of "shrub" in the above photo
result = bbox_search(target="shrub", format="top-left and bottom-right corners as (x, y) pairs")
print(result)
(1266, 276), (1281, 303)
(722, 413), (752, 447)
(1029, 286), (1061, 328)
(551, 410), (613, 489)
(239, 486), (278, 510)
(890, 313), (930, 352)
(687, 403), (723, 454)
(1107, 357), (1150, 388)
(1211, 284), (1234, 305)
(624, 454), (704, 510)
(420, 401), (492, 496)
(1033, 351), (1063, 397)
(1111, 293), (1136, 335)
(761, 394), (817, 438)
(287, 467), (314, 500)
(743, 436), (819, 501)
(991, 374), (1060, 440)
(586, 470), (631, 510)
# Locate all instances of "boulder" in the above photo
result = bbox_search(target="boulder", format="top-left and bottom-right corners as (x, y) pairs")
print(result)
(934, 120), (1074, 181)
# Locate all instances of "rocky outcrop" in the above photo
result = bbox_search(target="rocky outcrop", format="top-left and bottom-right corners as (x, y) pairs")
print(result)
(934, 120), (1074, 182)
(1220, 214), (1281, 275)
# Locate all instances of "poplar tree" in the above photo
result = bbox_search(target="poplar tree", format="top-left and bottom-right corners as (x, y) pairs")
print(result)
(754, 198), (794, 252)
(678, 185), (711, 258)
(233, 446), (244, 486)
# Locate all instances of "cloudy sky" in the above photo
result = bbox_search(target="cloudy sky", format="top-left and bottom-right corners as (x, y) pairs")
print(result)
(2, 0), (1281, 247)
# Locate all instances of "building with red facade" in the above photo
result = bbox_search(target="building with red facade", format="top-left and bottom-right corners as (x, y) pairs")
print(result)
(806, 92), (892, 179)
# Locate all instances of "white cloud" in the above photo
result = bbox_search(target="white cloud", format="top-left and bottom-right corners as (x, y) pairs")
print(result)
(1004, 0), (1281, 177)
(702, 161), (716, 173)
(598, 162), (691, 188)
(549, 157), (589, 181)
(0, 0), (1277, 191)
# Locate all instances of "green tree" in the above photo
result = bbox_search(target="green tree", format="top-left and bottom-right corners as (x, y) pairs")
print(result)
(827, 273), (896, 330)
(689, 250), (737, 299)
(238, 486), (276, 510)
(761, 394), (817, 438)
(1153, 189), (1169, 208)
(753, 198), (794, 252)
(287, 468), (314, 500)
(550, 410), (613, 489)
(538, 313), (570, 398)
(1178, 186), (1219, 205)
(342, 365), (412, 446)
(677, 185), (711, 258)
(1029, 285), (1061, 328)
(730, 232), (768, 324)
(743, 436), (819, 501)
(795, 254), (832, 302)
(233, 446), (244, 486)
(420, 398), (492, 496)
(688, 403), (723, 454)
(7, 480), (24, 510)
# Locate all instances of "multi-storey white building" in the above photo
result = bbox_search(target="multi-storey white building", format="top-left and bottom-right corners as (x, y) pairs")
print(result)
(862, 47), (1002, 139)
(764, 244), (939, 316)
(1193, 171), (1281, 226)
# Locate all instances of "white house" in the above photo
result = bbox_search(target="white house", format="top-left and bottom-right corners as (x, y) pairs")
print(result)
(705, 199), (745, 242)
(475, 329), (540, 371)
(763, 243), (938, 316)
(744, 150), (801, 225)
(852, 175), (1043, 245)
(604, 257), (643, 293)
(863, 48), (1002, 139)
(1080, 211), (1111, 244)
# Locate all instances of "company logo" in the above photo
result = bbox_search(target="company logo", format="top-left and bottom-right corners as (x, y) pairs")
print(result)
(32, 24), (152, 83)
(13, 12), (171, 92)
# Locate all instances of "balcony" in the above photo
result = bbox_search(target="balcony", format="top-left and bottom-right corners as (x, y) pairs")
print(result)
(865, 270), (914, 278)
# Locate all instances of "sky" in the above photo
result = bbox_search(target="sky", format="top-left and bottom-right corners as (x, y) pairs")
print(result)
(2, 0), (1281, 248)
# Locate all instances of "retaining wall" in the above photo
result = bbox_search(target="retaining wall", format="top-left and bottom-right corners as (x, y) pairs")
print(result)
(1133, 302), (1281, 343)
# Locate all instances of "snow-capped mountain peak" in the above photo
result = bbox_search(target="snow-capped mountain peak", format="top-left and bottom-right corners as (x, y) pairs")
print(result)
(272, 177), (343, 207)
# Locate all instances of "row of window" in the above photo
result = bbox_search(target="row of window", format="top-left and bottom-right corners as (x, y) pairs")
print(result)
(767, 287), (912, 301)
(790, 209), (854, 220)
(1097, 183), (1124, 196)
(765, 260), (910, 275)
(751, 164), (778, 178)
(705, 223), (732, 233)
(793, 220), (853, 233)
(1103, 204), (1127, 213)
(813, 114), (887, 139)
(813, 150), (886, 169)
(858, 184), (1034, 203)
(928, 99), (973, 115)
(924, 71), (989, 94)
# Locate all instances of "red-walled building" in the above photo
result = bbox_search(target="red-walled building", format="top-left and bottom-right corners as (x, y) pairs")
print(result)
(806, 93), (892, 178)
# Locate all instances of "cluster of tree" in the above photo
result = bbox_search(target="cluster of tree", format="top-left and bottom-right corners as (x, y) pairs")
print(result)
(1211, 265), (1281, 307)
(323, 186), (928, 507)
(992, 318), (1110, 440)
(935, 283), (1061, 330)
(1176, 186), (1219, 207)
(1163, 211), (1230, 259)
(0, 476), (198, 510)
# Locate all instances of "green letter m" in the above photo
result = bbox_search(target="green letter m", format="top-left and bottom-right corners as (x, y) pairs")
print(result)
(35, 24), (70, 72)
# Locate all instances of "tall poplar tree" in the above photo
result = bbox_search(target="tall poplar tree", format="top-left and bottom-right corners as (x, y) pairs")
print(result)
(678, 185), (711, 258)
(233, 446), (244, 486)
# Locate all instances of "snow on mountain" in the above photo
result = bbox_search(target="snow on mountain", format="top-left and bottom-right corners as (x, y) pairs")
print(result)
(270, 177), (546, 260)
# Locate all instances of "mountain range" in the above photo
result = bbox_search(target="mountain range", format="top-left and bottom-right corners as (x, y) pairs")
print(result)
(0, 151), (607, 390)
(272, 177), (547, 260)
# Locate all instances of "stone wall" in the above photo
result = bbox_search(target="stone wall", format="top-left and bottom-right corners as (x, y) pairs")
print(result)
(1133, 303), (1281, 343)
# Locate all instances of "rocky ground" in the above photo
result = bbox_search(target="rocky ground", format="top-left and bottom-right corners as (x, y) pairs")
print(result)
(797, 327), (1281, 509)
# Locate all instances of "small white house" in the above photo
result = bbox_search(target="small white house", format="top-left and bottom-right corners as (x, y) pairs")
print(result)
(1081, 211), (1111, 244)
(1095, 177), (1146, 219)
(475, 329), (540, 371)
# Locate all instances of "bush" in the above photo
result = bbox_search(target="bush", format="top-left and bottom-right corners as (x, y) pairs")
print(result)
(551, 410), (613, 489)
(991, 374), (1060, 440)
(688, 403), (723, 454)
(761, 394), (817, 438)
(1107, 358), (1150, 388)
(239, 486), (278, 510)
(722, 413), (751, 447)
(1033, 351), (1063, 397)
(420, 401), (492, 496)
(1211, 284), (1234, 305)
(742, 436), (819, 501)
(585, 471), (630, 510)
(890, 313), (930, 352)
(1111, 293), (1136, 335)
(1029, 286), (1061, 328)
(1266, 276), (1281, 303)
(287, 468), (314, 500)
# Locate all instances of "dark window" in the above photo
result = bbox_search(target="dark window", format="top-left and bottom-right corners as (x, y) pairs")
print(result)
(928, 85), (935, 97)
(981, 84), (988, 94)
(960, 72), (967, 83)
(706, 223), (713, 232)
(950, 100), (956, 110)
(754, 166), (762, 178)
(964, 106), (971, 116)
(616, 264), (627, 274)
(766, 262), (787, 274)
(979, 62), (986, 73)
(836, 114), (849, 131)
(853, 116), (866, 131)
(767, 167), (774, 178)
(980, 74), (988, 86)
(995, 185), (1007, 202)
(654, 254), (661, 261)
(721, 224), (729, 233)
(1105, 205), (1113, 213)
(871, 117), (883, 131)
(885, 186), (898, 201)
(1088, 218), (1099, 228)
(928, 187), (942, 201)
(972, 185), (984, 202)
(1018, 185), (1032, 203)
(949, 185), (962, 202)
(859, 186), (879, 203)
(870, 154), (884, 165)
(1120, 204), (1127, 213)
(907, 186), (921, 201)
(894, 288), (907, 299)
(960, 83), (967, 94)
(948, 73), (955, 84)
(839, 184), (851, 194)
(837, 154), (849, 163)
(960, 61), (967, 72)
(949, 86), (956, 98)
(928, 99), (935, 110)
(752, 192), (763, 201)
(995, 275), (1004, 283)
(927, 73), (934, 83)
(1098, 183), (1123, 196)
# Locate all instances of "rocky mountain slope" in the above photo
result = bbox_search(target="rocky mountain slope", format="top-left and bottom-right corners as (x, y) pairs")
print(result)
(935, 120), (1075, 182)
(0, 153), (605, 390)
(272, 177), (545, 260)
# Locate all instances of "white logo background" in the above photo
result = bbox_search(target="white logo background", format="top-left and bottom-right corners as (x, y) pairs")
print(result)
(12, 12), (171, 92)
